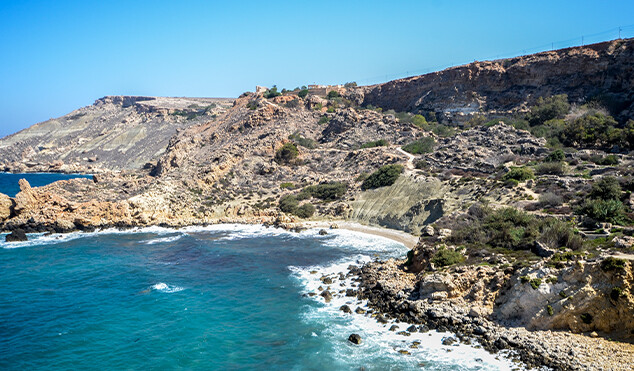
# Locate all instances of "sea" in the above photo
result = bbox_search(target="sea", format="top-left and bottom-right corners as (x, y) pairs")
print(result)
(0, 173), (519, 370)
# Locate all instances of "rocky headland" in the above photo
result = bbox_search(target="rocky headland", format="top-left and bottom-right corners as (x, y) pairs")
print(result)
(2, 38), (634, 369)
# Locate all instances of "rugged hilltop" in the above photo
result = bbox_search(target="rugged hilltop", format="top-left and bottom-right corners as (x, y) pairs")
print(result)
(361, 38), (634, 124)
(1, 38), (634, 369)
(0, 96), (233, 173)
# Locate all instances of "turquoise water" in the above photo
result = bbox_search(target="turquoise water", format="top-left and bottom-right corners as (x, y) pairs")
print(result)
(0, 172), (92, 197)
(0, 175), (517, 370)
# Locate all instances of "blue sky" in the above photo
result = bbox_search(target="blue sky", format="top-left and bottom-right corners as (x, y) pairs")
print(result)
(1, 0), (633, 137)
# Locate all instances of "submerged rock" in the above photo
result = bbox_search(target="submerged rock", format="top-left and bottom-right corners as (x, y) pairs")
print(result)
(340, 305), (351, 314)
(5, 228), (27, 242)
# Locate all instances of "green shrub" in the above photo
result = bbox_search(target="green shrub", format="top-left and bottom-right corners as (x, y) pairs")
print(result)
(591, 155), (619, 166)
(288, 133), (317, 149)
(411, 114), (427, 128)
(520, 276), (530, 284)
(302, 182), (347, 201)
(546, 305), (554, 316)
(535, 162), (565, 175)
(526, 94), (570, 126)
(318, 116), (330, 125)
(361, 164), (404, 190)
(263, 86), (281, 98)
(326, 106), (335, 113)
(432, 248), (464, 267)
(610, 287), (624, 301)
(529, 278), (542, 290)
(274, 143), (299, 164)
(280, 182), (296, 189)
(590, 177), (622, 201)
(414, 160), (428, 169)
(278, 194), (299, 213)
(402, 137), (435, 154)
(577, 199), (626, 224)
(600, 257), (627, 272)
(449, 205), (582, 252)
(278, 194), (315, 218)
(344, 82), (357, 88)
(539, 219), (583, 251)
(580, 313), (593, 324)
(545, 149), (565, 162)
(559, 290), (568, 298)
(538, 192), (564, 208)
(503, 167), (534, 182)
(298, 89), (309, 99)
(246, 101), (258, 110)
(327, 90), (340, 99)
(560, 112), (621, 148)
(360, 139), (389, 149)
(294, 203), (315, 218)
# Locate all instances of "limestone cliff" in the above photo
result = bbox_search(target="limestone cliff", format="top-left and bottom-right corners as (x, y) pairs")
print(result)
(361, 38), (634, 124)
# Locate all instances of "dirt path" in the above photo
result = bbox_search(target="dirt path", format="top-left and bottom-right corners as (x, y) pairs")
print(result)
(396, 147), (416, 170)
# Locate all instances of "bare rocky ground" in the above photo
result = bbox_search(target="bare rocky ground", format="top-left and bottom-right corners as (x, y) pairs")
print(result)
(1, 39), (634, 370)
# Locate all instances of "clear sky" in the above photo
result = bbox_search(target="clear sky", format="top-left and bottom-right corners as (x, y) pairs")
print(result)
(1, 0), (633, 137)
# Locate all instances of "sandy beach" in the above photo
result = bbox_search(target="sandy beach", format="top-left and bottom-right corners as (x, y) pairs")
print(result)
(302, 220), (419, 249)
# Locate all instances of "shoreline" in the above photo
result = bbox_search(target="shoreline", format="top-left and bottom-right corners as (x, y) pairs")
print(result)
(302, 220), (419, 249)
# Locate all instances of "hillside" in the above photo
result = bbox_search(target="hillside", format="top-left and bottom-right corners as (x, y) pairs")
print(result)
(0, 96), (233, 173)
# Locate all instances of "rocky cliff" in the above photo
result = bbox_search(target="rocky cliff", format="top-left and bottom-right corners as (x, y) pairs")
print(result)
(361, 38), (634, 124)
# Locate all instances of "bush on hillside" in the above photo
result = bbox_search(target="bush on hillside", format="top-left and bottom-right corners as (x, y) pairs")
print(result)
(590, 177), (622, 201)
(402, 137), (435, 154)
(545, 149), (565, 162)
(263, 86), (281, 99)
(432, 248), (464, 267)
(274, 142), (299, 164)
(360, 139), (389, 149)
(298, 89), (309, 99)
(288, 133), (317, 149)
(526, 94), (570, 126)
(327, 90), (340, 99)
(535, 161), (565, 175)
(301, 182), (347, 201)
(361, 164), (404, 190)
(577, 199), (626, 224)
(503, 167), (534, 182)
(278, 194), (315, 218)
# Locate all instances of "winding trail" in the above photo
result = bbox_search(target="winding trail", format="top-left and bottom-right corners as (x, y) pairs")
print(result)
(396, 147), (416, 170)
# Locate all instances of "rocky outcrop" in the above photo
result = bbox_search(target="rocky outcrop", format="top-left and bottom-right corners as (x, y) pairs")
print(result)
(0, 193), (12, 222)
(361, 38), (634, 124)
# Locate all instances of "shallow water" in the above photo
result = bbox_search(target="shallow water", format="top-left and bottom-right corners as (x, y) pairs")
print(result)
(0, 225), (519, 370)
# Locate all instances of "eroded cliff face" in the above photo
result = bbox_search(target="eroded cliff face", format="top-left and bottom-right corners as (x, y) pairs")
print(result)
(361, 38), (634, 123)
(0, 96), (233, 173)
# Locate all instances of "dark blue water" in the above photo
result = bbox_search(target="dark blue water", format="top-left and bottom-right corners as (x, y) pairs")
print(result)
(0, 172), (92, 197)
(0, 175), (514, 370)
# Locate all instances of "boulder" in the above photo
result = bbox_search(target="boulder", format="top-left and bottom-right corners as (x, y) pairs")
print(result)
(5, 228), (27, 242)
(613, 236), (634, 249)
(348, 333), (362, 345)
(339, 305), (351, 314)
(318, 229), (328, 235)
(532, 241), (557, 258)
(320, 290), (333, 303)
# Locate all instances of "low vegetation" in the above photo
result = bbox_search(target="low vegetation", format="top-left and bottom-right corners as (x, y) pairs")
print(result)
(402, 137), (435, 154)
(361, 164), (404, 190)
(432, 247), (464, 267)
(274, 143), (299, 165)
(360, 139), (389, 149)
(278, 194), (315, 218)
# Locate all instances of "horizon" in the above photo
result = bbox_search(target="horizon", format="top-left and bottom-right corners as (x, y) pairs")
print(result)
(1, 0), (634, 137)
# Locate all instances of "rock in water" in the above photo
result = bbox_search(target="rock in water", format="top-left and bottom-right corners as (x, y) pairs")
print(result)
(348, 333), (362, 344)
(0, 193), (12, 222)
(318, 229), (328, 235)
(6, 229), (27, 242)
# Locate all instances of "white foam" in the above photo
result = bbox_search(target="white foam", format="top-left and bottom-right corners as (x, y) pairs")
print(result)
(289, 257), (526, 370)
(151, 282), (184, 293)
(141, 234), (183, 245)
